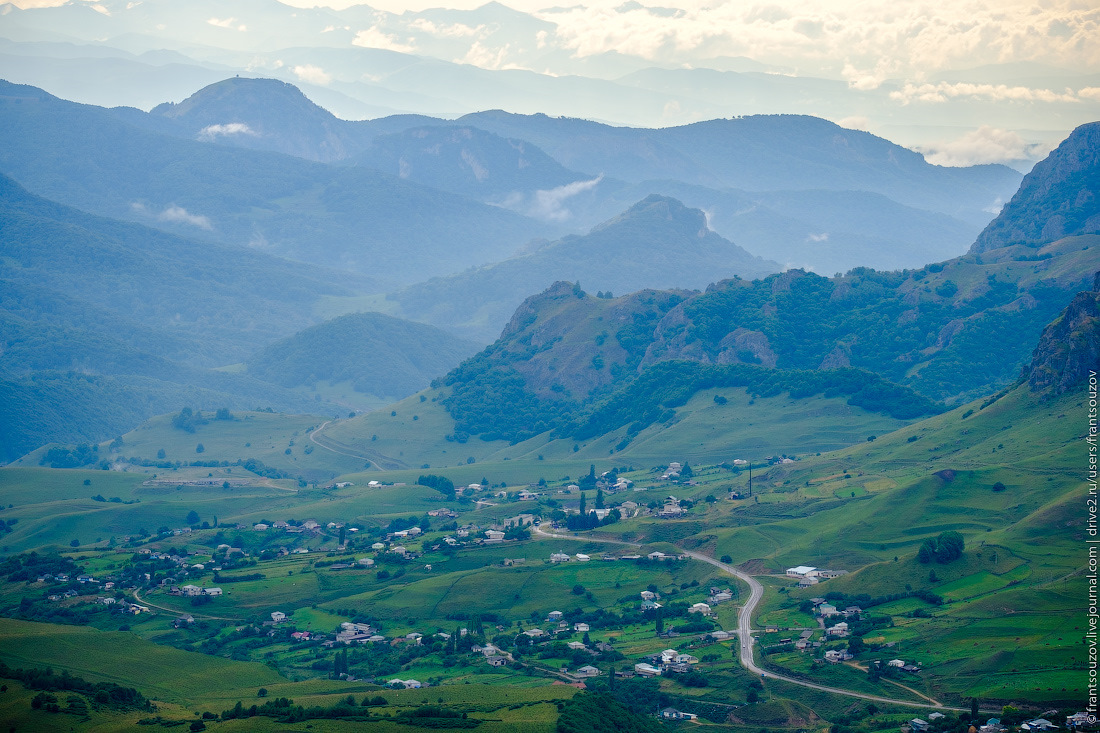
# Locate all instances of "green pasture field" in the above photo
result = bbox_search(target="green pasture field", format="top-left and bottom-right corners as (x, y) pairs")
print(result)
(0, 378), (1089, 718)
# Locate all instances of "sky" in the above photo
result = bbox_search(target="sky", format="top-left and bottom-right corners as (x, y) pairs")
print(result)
(276, 0), (1100, 81)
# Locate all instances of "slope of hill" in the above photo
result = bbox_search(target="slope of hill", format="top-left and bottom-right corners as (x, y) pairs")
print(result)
(972, 120), (1100, 251)
(390, 195), (781, 340)
(0, 175), (366, 460)
(0, 173), (362, 366)
(0, 80), (546, 285)
(246, 312), (481, 400)
(423, 229), (1097, 446)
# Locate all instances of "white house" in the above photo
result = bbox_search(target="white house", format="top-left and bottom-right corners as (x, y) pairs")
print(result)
(633, 663), (661, 677)
(573, 622), (590, 632)
(271, 611), (287, 623)
(575, 554), (590, 562)
(575, 665), (600, 677)
(689, 602), (711, 614)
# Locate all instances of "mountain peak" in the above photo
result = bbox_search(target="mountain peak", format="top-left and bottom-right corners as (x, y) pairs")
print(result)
(591, 194), (708, 237)
(1026, 274), (1100, 394)
(149, 77), (352, 161)
(972, 121), (1100, 252)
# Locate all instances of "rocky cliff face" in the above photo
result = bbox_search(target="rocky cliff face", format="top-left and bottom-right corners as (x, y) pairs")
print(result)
(972, 121), (1100, 252)
(1027, 273), (1100, 394)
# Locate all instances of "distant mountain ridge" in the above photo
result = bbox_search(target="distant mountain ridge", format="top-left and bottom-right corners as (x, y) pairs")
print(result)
(0, 79), (547, 286)
(92, 77), (1019, 272)
(390, 194), (781, 341)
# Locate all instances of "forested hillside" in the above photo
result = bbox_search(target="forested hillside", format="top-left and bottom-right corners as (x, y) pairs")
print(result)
(247, 312), (480, 400)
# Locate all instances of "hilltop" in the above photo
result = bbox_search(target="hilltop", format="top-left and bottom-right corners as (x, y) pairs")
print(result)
(246, 312), (481, 402)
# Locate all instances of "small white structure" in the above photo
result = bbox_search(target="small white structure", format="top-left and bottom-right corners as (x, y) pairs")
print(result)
(575, 665), (600, 677)
(786, 565), (816, 578)
(575, 554), (590, 562)
(271, 611), (287, 623)
(634, 663), (661, 677)
(547, 611), (563, 621)
(573, 622), (590, 632)
(550, 553), (571, 563)
(689, 602), (711, 614)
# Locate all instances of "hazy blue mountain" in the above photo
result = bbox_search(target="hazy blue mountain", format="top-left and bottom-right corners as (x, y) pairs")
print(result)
(0, 173), (368, 459)
(391, 195), (781, 341)
(0, 80), (548, 285)
(457, 111), (1022, 224)
(351, 125), (586, 200)
(246, 312), (481, 400)
(972, 121), (1100, 252)
(0, 172), (366, 366)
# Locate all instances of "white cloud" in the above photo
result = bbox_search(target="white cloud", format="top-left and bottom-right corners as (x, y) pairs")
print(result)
(353, 26), (417, 54)
(918, 125), (1044, 166)
(197, 122), (258, 141)
(507, 176), (603, 222)
(293, 64), (332, 86)
(90, 3), (109, 15)
(836, 116), (869, 130)
(207, 16), (236, 28)
(459, 41), (515, 69)
(889, 81), (1081, 105)
(531, 0), (1100, 81)
(157, 205), (212, 229)
(409, 18), (482, 37)
(806, 232), (829, 242)
(132, 202), (212, 230)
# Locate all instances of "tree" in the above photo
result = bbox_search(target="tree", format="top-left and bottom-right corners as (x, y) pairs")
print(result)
(680, 463), (694, 479)
(971, 697), (980, 717)
(186, 510), (200, 525)
(935, 531), (965, 563)
(655, 608), (664, 635)
(720, 555), (732, 564)
(917, 539), (935, 564)
(595, 488), (604, 509)
(156, 448), (166, 459)
(848, 635), (865, 654)
(579, 491), (587, 514)
(195, 443), (204, 454)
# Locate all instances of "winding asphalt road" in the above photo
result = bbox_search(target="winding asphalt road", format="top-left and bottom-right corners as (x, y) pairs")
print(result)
(532, 525), (974, 712)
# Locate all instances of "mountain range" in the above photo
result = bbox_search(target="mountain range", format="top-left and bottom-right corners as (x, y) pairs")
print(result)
(420, 122), (1100, 446)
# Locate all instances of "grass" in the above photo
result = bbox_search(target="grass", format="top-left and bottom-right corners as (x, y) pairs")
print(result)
(0, 617), (285, 703)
